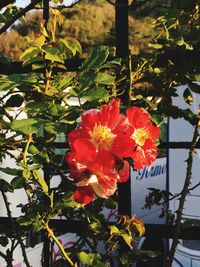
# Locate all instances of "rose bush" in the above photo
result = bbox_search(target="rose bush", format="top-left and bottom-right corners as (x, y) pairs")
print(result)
(67, 99), (160, 204)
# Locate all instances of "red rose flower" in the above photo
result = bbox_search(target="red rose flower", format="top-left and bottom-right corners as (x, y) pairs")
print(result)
(67, 149), (129, 202)
(126, 107), (160, 169)
(73, 186), (95, 205)
(66, 100), (160, 204)
(68, 99), (134, 164)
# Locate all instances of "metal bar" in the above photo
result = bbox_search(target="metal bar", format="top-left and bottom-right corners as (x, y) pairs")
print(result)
(115, 0), (131, 217)
(1, 217), (200, 240)
(44, 141), (200, 149)
(115, 0), (129, 59)
(43, 0), (49, 26)
(159, 141), (200, 149)
(0, 59), (84, 74)
(1, 141), (197, 152)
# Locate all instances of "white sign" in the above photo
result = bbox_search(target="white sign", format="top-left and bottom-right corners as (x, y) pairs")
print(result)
(131, 157), (167, 224)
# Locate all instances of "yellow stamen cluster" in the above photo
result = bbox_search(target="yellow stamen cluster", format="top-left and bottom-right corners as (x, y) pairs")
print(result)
(90, 124), (115, 150)
(132, 128), (149, 146)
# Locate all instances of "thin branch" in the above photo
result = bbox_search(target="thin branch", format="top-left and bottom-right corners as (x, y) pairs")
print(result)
(105, 0), (151, 9)
(51, 0), (83, 10)
(1, 191), (31, 267)
(165, 124), (199, 267)
(0, 0), (41, 35)
(0, 0), (15, 9)
(0, 250), (7, 261)
(19, 0), (83, 11)
(42, 220), (76, 266)
(158, 180), (200, 205)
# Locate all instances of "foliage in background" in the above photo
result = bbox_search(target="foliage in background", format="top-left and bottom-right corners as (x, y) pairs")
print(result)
(0, 0), (158, 60)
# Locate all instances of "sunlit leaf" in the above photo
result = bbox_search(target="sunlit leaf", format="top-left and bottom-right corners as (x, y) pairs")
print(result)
(11, 176), (24, 189)
(183, 88), (193, 105)
(20, 47), (40, 60)
(80, 87), (109, 101)
(80, 46), (109, 71)
(148, 43), (163, 49)
(109, 225), (120, 235)
(94, 72), (115, 85)
(121, 233), (132, 249)
(0, 179), (13, 192)
(32, 170), (48, 194)
(16, 216), (33, 226)
(78, 252), (93, 265)
(11, 118), (43, 134)
(0, 167), (21, 176)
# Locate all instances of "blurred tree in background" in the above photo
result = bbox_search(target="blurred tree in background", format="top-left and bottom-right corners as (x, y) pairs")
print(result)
(0, 0), (161, 60)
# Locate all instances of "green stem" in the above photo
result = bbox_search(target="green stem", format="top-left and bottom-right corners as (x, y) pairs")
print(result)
(22, 134), (33, 202)
(23, 134), (33, 165)
(42, 220), (75, 266)
(44, 68), (52, 93)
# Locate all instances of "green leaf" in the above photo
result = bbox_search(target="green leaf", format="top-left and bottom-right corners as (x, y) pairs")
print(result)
(43, 47), (64, 63)
(137, 249), (160, 260)
(183, 88), (193, 105)
(20, 47), (40, 60)
(45, 53), (64, 63)
(81, 87), (109, 101)
(177, 38), (184, 46)
(153, 67), (162, 74)
(23, 56), (42, 67)
(8, 74), (22, 83)
(185, 42), (193, 50)
(94, 72), (115, 85)
(101, 58), (122, 69)
(93, 262), (109, 267)
(0, 179), (13, 192)
(16, 216), (33, 226)
(32, 221), (44, 232)
(0, 167), (21, 176)
(44, 122), (68, 134)
(78, 252), (93, 265)
(24, 101), (46, 116)
(189, 82), (200, 94)
(80, 46), (109, 71)
(80, 87), (109, 101)
(148, 43), (163, 49)
(32, 170), (48, 194)
(58, 76), (73, 90)
(72, 38), (82, 54)
(22, 168), (31, 180)
(89, 221), (102, 233)
(5, 94), (24, 108)
(60, 37), (82, 55)
(32, 64), (44, 70)
(33, 36), (46, 48)
(0, 81), (18, 92)
(28, 144), (40, 154)
(11, 176), (24, 189)
(48, 103), (65, 117)
(121, 233), (132, 249)
(109, 225), (120, 235)
(11, 118), (43, 134)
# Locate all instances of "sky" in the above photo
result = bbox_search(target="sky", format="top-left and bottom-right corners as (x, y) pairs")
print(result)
(16, 0), (74, 7)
